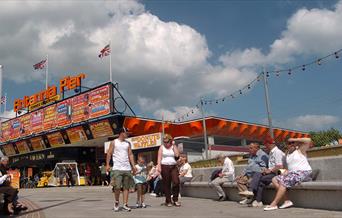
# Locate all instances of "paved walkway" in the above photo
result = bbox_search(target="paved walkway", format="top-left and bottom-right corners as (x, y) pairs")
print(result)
(13, 186), (342, 218)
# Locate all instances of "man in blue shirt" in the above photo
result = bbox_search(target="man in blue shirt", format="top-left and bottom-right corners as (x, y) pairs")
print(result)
(236, 143), (268, 205)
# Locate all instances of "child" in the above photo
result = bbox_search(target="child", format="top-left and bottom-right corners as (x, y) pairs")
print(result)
(134, 156), (148, 208)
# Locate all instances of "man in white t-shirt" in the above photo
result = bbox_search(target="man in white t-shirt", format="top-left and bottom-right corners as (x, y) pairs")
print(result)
(106, 128), (137, 212)
(240, 137), (285, 207)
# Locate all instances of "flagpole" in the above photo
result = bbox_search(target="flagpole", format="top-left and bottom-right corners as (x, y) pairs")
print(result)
(46, 54), (49, 89)
(109, 41), (112, 83)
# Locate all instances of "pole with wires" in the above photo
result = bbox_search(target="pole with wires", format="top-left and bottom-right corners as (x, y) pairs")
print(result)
(262, 68), (274, 139)
(200, 97), (209, 160)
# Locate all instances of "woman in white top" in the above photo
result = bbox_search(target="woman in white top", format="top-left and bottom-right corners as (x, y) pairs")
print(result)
(157, 134), (181, 207)
(264, 138), (312, 211)
(179, 154), (193, 195)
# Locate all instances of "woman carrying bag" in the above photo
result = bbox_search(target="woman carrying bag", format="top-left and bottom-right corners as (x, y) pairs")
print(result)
(157, 134), (181, 207)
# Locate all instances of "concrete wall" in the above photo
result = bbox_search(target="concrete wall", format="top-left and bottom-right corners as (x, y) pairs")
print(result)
(191, 155), (342, 181)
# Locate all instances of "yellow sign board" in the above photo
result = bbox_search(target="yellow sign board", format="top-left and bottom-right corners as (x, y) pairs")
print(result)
(29, 95), (60, 111)
(128, 133), (162, 150)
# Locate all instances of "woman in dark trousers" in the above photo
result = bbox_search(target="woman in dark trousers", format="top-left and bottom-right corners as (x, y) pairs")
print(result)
(157, 134), (181, 207)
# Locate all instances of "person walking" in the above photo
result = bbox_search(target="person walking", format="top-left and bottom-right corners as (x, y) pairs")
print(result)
(100, 163), (109, 186)
(209, 154), (235, 201)
(106, 127), (136, 212)
(157, 134), (181, 207)
(66, 165), (74, 187)
(134, 156), (148, 208)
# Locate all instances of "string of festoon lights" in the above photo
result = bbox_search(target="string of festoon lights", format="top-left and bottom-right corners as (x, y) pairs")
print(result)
(167, 48), (341, 123)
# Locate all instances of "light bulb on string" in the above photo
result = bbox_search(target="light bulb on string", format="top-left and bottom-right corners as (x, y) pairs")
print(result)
(317, 59), (322, 65)
(216, 100), (218, 104)
(266, 72), (270, 77)
(335, 52), (339, 59)
(302, 65), (306, 71)
(276, 71), (280, 77)
(231, 94), (234, 98)
(288, 69), (292, 75)
(222, 98), (225, 102)
(247, 84), (251, 89)
(239, 90), (242, 95)
(191, 110), (194, 114)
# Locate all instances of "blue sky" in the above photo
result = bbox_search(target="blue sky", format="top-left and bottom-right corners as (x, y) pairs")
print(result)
(0, 0), (341, 132)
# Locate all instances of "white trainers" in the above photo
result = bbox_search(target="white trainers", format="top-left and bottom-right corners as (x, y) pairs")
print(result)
(252, 200), (263, 207)
(113, 202), (119, 212)
(150, 193), (157, 197)
(279, 200), (293, 209)
(122, 204), (131, 212)
(239, 198), (251, 205)
(239, 190), (254, 197)
(141, 203), (147, 208)
(264, 205), (278, 211)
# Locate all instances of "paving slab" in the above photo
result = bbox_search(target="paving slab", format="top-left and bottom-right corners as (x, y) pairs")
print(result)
(14, 186), (342, 218)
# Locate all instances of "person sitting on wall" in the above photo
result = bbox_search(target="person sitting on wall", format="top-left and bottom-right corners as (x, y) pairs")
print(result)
(239, 137), (285, 207)
(264, 138), (313, 211)
(179, 154), (193, 196)
(209, 154), (235, 201)
(0, 156), (27, 215)
(236, 143), (268, 205)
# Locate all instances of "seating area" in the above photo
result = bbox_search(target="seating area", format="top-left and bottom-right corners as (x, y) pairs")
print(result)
(182, 156), (342, 211)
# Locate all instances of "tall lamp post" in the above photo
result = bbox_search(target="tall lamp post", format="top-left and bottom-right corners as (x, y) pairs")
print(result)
(200, 97), (209, 160)
(262, 69), (274, 139)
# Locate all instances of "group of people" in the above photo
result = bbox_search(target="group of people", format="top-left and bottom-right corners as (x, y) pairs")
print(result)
(209, 137), (313, 211)
(105, 128), (193, 212)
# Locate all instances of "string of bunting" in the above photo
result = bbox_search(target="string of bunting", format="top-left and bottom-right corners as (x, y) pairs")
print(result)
(168, 48), (341, 123)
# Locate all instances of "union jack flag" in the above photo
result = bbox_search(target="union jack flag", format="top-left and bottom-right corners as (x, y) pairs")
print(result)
(0, 95), (6, 105)
(98, 44), (111, 58)
(33, 59), (47, 70)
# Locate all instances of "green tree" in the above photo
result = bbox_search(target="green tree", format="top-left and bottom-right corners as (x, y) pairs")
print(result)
(309, 128), (342, 147)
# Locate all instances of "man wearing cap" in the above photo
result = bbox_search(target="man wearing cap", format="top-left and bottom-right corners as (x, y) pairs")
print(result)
(106, 128), (137, 212)
(239, 138), (284, 207)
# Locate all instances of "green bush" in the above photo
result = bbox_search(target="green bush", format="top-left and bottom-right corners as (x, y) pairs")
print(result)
(309, 128), (342, 147)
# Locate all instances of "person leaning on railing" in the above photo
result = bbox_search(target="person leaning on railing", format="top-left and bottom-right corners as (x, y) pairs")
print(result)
(264, 138), (313, 211)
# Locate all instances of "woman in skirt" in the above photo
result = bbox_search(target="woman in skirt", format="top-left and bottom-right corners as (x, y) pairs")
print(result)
(264, 138), (313, 211)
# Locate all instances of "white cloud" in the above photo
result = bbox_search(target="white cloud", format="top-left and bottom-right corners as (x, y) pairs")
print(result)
(264, 114), (340, 131)
(137, 97), (162, 112)
(154, 106), (200, 121)
(1, 0), (342, 121)
(287, 114), (340, 131)
(220, 1), (342, 67)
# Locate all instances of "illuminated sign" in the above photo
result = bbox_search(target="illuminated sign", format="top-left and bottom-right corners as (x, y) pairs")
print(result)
(16, 141), (30, 154)
(0, 84), (111, 144)
(14, 73), (86, 112)
(47, 132), (65, 147)
(66, 126), (88, 143)
(127, 133), (162, 150)
(89, 120), (113, 138)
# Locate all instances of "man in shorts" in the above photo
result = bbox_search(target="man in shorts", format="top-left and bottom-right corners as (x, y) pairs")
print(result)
(106, 127), (136, 212)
